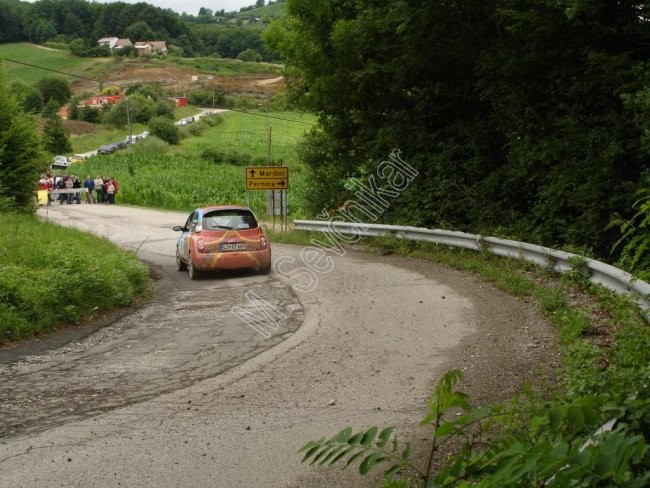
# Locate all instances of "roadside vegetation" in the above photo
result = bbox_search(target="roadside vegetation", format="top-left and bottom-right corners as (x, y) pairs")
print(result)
(0, 213), (151, 344)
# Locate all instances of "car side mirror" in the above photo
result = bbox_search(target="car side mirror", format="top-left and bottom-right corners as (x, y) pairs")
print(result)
(172, 225), (183, 232)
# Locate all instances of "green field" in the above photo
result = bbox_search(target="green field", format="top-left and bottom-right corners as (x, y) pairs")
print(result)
(64, 110), (315, 218)
(166, 56), (282, 76)
(0, 43), (109, 84)
(235, 1), (286, 18)
(174, 110), (315, 163)
(0, 42), (280, 89)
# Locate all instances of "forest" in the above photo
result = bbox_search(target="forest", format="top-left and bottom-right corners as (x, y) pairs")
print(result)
(265, 0), (650, 270)
(0, 0), (284, 60)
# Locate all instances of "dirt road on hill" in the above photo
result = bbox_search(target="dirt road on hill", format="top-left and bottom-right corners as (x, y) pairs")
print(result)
(0, 205), (560, 487)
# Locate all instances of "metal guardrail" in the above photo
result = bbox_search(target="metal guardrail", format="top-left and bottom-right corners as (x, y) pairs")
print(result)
(294, 220), (650, 323)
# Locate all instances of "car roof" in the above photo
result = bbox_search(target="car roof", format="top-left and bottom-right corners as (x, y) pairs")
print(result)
(199, 205), (254, 213)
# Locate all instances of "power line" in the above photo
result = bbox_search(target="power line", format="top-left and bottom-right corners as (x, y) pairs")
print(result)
(2, 57), (123, 88)
(1, 56), (316, 126)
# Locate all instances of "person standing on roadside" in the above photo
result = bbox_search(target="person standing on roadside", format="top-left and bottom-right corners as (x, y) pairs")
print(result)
(64, 175), (74, 204)
(94, 176), (104, 203)
(72, 176), (82, 204)
(111, 177), (119, 204)
(106, 178), (116, 204)
(83, 175), (95, 204)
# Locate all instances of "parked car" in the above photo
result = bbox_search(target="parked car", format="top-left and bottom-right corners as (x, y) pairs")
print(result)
(173, 206), (271, 280)
(70, 154), (86, 164)
(51, 155), (71, 168)
(98, 144), (118, 155)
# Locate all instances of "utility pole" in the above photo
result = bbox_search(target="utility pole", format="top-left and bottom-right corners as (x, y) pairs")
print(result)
(126, 98), (133, 144)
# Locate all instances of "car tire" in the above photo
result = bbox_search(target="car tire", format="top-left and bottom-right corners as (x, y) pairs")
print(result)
(259, 263), (272, 275)
(188, 258), (202, 280)
(176, 248), (187, 271)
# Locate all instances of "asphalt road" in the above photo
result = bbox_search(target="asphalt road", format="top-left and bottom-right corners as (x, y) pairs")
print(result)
(0, 204), (559, 487)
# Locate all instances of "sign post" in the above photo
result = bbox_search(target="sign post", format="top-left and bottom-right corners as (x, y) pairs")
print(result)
(245, 166), (290, 232)
(245, 166), (289, 191)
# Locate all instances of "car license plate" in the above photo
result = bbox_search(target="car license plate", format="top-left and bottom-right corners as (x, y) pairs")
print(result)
(220, 242), (246, 251)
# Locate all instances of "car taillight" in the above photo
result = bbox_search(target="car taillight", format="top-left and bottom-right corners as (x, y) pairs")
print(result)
(196, 238), (205, 253)
(259, 235), (268, 250)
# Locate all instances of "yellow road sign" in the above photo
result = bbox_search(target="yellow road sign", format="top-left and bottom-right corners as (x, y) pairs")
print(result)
(245, 166), (289, 191)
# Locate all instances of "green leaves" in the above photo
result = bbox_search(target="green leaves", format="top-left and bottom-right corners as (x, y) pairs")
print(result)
(299, 425), (416, 479)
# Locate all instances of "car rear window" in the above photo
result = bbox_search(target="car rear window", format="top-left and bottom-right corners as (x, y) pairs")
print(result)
(202, 209), (258, 230)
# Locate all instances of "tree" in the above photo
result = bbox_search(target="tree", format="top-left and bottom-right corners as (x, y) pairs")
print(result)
(0, 73), (47, 212)
(25, 18), (56, 44)
(36, 77), (71, 106)
(149, 116), (180, 144)
(269, 0), (650, 261)
(126, 21), (156, 42)
(0, 0), (24, 43)
(237, 48), (262, 62)
(43, 115), (72, 154)
(69, 38), (87, 56)
(256, 0), (265, 7)
(22, 88), (44, 114)
(41, 98), (61, 119)
(79, 105), (100, 124)
(172, 33), (194, 57)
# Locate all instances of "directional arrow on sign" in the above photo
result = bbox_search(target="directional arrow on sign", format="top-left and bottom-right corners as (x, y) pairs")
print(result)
(249, 169), (256, 177)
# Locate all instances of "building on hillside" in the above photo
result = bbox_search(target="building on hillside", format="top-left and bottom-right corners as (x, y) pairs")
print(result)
(147, 41), (168, 55)
(171, 96), (188, 107)
(114, 38), (133, 50)
(85, 95), (122, 107)
(97, 37), (119, 50)
(134, 42), (152, 55)
(58, 106), (69, 119)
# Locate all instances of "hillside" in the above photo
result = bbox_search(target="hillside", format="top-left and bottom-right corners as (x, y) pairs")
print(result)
(0, 43), (109, 84)
(0, 43), (284, 97)
(235, 1), (286, 19)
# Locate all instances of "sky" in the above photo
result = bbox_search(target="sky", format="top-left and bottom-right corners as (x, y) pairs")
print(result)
(23, 0), (260, 16)
(104, 0), (256, 15)
(128, 0), (256, 15)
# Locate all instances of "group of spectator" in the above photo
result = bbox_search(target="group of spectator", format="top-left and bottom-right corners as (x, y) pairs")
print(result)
(38, 174), (120, 205)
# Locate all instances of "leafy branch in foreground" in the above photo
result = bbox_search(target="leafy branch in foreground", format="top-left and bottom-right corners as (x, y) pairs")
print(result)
(299, 370), (500, 486)
(299, 369), (650, 487)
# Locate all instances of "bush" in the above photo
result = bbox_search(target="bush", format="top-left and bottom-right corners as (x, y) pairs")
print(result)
(198, 114), (224, 127)
(130, 136), (170, 155)
(188, 89), (226, 108)
(149, 116), (180, 145)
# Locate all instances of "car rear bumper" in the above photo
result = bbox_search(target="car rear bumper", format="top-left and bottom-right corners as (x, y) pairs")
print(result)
(193, 250), (271, 271)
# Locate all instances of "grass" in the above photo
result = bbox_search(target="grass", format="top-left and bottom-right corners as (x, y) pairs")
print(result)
(172, 110), (316, 163)
(166, 56), (282, 76)
(0, 212), (151, 344)
(70, 123), (147, 153)
(235, 1), (287, 18)
(0, 43), (280, 92)
(61, 109), (314, 217)
(0, 43), (109, 84)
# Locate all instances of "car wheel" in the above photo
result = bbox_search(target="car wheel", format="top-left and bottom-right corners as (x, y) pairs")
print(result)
(188, 258), (201, 280)
(176, 248), (187, 271)
(259, 263), (272, 275)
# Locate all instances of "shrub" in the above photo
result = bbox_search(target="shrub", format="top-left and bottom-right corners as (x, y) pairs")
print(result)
(149, 116), (180, 145)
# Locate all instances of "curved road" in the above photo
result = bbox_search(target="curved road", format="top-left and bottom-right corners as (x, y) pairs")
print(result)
(0, 205), (559, 487)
